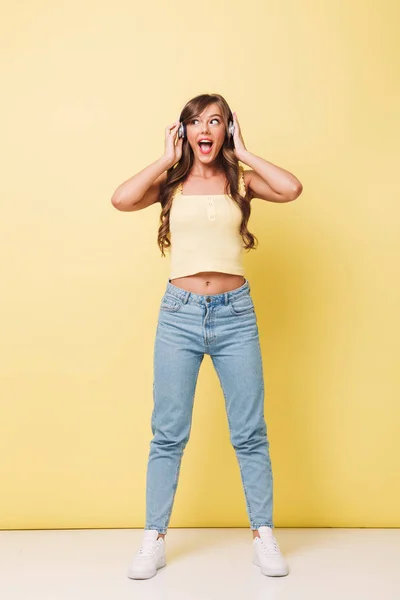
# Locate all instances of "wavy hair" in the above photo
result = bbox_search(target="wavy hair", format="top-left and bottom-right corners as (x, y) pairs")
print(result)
(157, 93), (258, 257)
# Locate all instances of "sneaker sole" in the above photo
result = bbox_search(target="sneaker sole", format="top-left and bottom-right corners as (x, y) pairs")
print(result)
(253, 556), (289, 577)
(127, 558), (166, 580)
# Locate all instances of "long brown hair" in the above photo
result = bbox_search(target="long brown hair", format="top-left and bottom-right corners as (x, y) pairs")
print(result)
(157, 93), (258, 257)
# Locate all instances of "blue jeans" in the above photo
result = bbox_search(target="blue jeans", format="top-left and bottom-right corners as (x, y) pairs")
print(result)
(145, 278), (274, 534)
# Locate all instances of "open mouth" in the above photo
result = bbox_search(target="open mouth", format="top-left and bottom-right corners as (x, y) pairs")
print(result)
(198, 140), (213, 154)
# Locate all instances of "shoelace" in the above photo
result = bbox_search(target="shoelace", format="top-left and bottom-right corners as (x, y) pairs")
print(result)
(135, 539), (161, 558)
(258, 535), (281, 555)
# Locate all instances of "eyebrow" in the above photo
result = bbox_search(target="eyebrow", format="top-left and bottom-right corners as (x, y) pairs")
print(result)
(195, 113), (222, 119)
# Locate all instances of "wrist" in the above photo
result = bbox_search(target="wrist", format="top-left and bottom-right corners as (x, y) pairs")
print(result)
(159, 154), (175, 171)
(236, 149), (251, 163)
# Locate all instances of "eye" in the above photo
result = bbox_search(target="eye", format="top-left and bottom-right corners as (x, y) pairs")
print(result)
(190, 118), (220, 125)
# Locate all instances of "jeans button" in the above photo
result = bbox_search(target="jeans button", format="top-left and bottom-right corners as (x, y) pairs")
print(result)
(206, 297), (211, 302)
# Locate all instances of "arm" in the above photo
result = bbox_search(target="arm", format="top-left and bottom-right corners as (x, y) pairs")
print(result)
(110, 155), (172, 212)
(111, 119), (183, 212)
(231, 112), (303, 203)
(240, 150), (303, 203)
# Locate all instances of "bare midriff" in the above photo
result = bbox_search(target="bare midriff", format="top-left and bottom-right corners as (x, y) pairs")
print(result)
(169, 272), (246, 295)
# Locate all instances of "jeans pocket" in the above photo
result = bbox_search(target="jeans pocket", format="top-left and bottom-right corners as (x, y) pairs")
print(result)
(229, 294), (255, 316)
(160, 293), (184, 313)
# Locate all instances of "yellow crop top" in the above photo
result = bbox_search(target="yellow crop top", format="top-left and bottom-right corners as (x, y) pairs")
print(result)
(167, 166), (247, 279)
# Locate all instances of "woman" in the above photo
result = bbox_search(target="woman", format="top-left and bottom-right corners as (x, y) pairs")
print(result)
(111, 93), (303, 580)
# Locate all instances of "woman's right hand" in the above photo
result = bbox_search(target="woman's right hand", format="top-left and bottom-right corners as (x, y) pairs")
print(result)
(163, 120), (183, 168)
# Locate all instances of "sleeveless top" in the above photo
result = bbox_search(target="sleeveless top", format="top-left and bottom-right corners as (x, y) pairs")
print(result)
(167, 166), (247, 279)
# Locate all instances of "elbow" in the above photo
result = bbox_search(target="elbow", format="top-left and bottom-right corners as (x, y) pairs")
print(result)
(285, 183), (303, 202)
(111, 192), (139, 212)
(111, 191), (123, 210)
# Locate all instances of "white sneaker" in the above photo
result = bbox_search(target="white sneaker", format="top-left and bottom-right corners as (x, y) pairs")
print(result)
(253, 526), (289, 577)
(127, 529), (166, 579)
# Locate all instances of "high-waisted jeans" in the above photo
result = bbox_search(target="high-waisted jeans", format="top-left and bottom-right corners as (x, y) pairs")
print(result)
(145, 277), (274, 534)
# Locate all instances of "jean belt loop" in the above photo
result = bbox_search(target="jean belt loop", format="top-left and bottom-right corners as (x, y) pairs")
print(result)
(224, 291), (228, 305)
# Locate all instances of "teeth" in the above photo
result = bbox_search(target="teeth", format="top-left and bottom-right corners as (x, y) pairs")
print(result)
(199, 140), (212, 144)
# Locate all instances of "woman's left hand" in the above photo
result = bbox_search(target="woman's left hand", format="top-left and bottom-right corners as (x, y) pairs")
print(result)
(232, 112), (248, 160)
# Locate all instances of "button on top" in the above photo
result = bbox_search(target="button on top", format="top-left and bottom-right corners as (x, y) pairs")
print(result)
(206, 297), (211, 302)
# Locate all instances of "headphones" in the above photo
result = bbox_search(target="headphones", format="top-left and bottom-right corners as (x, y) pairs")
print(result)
(178, 117), (235, 140)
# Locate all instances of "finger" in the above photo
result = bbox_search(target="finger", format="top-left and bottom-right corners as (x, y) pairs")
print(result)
(166, 121), (180, 131)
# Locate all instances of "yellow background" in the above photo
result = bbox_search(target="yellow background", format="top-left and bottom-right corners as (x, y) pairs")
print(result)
(1, 0), (399, 529)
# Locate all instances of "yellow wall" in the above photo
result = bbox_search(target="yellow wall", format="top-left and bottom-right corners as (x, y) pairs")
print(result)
(1, 0), (399, 529)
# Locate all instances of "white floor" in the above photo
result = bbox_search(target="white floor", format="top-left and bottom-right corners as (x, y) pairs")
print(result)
(0, 528), (398, 600)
